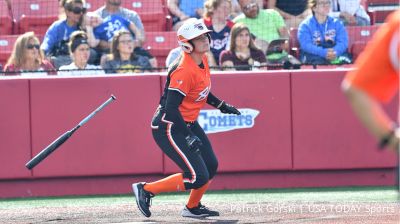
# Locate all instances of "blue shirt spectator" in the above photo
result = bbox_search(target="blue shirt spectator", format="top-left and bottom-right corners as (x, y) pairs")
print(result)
(180, 0), (204, 17)
(95, 5), (144, 42)
(93, 15), (131, 42)
(41, 20), (79, 56)
(298, 0), (350, 65)
(167, 0), (205, 30)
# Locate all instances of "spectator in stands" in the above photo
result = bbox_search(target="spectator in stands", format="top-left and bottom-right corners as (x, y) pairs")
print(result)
(58, 31), (105, 75)
(268, 0), (311, 28)
(219, 23), (267, 70)
(297, 0), (351, 65)
(3, 32), (55, 76)
(83, 12), (144, 50)
(94, 0), (157, 67)
(234, 0), (289, 53)
(167, 0), (205, 30)
(204, 0), (235, 67)
(41, 0), (88, 69)
(330, 0), (370, 26)
(101, 30), (152, 73)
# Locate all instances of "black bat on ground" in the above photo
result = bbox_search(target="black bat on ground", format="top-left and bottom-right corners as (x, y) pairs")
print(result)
(25, 95), (117, 170)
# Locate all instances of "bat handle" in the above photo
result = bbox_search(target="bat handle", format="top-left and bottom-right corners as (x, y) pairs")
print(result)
(78, 95), (116, 127)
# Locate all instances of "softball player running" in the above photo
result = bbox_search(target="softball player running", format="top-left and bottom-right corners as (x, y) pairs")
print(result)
(342, 10), (399, 150)
(132, 18), (241, 218)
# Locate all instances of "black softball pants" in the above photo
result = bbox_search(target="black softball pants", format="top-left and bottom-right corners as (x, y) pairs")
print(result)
(151, 112), (218, 190)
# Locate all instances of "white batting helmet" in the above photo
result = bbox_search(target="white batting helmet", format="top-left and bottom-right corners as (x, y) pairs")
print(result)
(177, 18), (211, 53)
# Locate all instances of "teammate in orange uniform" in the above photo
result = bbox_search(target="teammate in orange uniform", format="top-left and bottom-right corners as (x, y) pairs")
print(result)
(342, 10), (399, 150)
(132, 18), (241, 218)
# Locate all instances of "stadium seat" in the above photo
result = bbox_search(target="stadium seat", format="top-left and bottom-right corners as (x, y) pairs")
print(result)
(0, 1), (13, 35)
(143, 31), (177, 67)
(11, 0), (59, 35)
(347, 25), (380, 60)
(0, 35), (18, 66)
(122, 0), (168, 31)
(289, 28), (300, 58)
(366, 0), (399, 23)
(84, 0), (104, 11)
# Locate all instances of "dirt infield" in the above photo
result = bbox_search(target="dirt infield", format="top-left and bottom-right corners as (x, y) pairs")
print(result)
(1, 200), (399, 223)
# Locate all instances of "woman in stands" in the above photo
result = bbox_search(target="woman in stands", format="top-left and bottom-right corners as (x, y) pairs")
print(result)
(219, 23), (267, 70)
(203, 0), (235, 68)
(58, 31), (104, 76)
(101, 30), (152, 74)
(3, 32), (55, 76)
(297, 0), (351, 65)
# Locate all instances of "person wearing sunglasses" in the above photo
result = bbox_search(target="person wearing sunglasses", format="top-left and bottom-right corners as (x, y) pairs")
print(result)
(41, 0), (88, 69)
(3, 32), (55, 76)
(298, 0), (351, 65)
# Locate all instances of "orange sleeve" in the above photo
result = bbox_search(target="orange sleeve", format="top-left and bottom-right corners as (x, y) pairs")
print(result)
(168, 68), (192, 96)
(345, 11), (400, 103)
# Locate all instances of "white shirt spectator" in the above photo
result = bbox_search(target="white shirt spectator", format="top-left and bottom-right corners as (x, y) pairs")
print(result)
(330, 0), (370, 26)
(58, 63), (105, 76)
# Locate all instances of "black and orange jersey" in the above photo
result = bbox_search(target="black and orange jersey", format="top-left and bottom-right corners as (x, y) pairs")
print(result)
(345, 10), (400, 103)
(160, 52), (211, 122)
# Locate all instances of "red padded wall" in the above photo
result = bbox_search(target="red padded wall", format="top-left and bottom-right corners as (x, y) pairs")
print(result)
(0, 79), (32, 179)
(291, 70), (397, 170)
(29, 75), (163, 177)
(163, 71), (293, 173)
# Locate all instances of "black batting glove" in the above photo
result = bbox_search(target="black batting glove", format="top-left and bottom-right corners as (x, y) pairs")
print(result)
(185, 135), (202, 153)
(218, 101), (241, 115)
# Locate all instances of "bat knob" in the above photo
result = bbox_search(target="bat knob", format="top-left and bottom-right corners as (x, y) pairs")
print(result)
(111, 95), (117, 100)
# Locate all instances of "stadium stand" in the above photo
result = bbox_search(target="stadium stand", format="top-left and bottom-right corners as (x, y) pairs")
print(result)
(143, 31), (177, 67)
(0, 35), (17, 66)
(121, 0), (168, 31)
(366, 0), (399, 23)
(11, 0), (59, 35)
(289, 27), (300, 59)
(346, 25), (380, 60)
(83, 0), (104, 11)
(84, 0), (170, 31)
(0, 0), (13, 35)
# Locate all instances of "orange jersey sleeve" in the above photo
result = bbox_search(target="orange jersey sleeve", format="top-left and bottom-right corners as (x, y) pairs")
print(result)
(345, 10), (400, 103)
(169, 67), (192, 96)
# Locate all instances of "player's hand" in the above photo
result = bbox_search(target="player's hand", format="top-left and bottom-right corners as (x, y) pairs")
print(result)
(185, 135), (202, 153)
(219, 101), (241, 115)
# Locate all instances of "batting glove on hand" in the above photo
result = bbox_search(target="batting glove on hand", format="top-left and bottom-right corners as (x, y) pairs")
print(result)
(218, 101), (241, 115)
(185, 135), (202, 153)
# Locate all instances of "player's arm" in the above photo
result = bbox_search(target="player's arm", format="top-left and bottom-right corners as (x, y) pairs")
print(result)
(164, 90), (194, 136)
(164, 90), (202, 151)
(207, 92), (241, 115)
(128, 21), (144, 46)
(342, 81), (399, 150)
